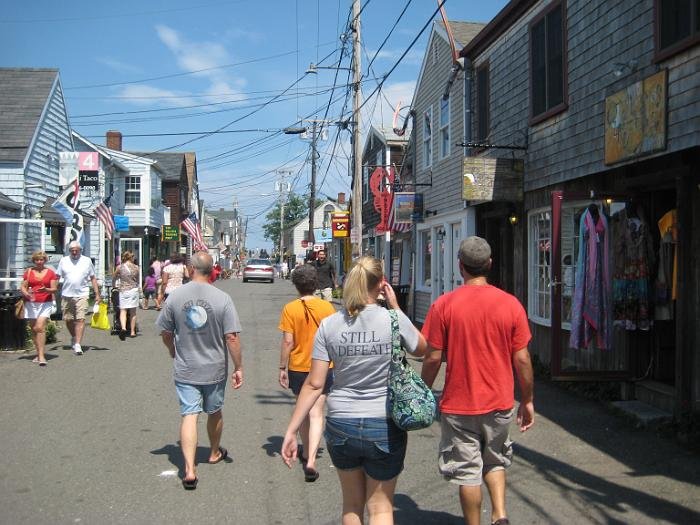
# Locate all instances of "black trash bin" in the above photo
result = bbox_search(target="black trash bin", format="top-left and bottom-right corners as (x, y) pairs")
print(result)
(0, 290), (27, 350)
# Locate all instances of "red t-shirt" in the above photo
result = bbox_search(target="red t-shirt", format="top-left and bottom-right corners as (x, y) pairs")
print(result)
(23, 268), (57, 303)
(422, 284), (531, 415)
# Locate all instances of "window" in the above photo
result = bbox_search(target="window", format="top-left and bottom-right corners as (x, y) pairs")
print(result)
(655, 0), (700, 59)
(439, 97), (450, 158)
(530, 1), (566, 121)
(476, 63), (490, 141)
(125, 176), (141, 205)
(362, 165), (369, 203)
(528, 202), (602, 327)
(423, 108), (432, 168)
(418, 230), (432, 289)
(323, 204), (335, 228)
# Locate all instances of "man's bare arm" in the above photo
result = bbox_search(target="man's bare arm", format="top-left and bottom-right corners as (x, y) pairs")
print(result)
(226, 332), (243, 389)
(513, 348), (535, 432)
(161, 331), (176, 359)
(420, 345), (443, 389)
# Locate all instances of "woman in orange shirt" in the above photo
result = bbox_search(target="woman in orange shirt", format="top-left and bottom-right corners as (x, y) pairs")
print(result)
(278, 264), (336, 482)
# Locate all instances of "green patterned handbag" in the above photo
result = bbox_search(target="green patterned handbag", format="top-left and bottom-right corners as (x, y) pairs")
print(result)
(388, 309), (436, 431)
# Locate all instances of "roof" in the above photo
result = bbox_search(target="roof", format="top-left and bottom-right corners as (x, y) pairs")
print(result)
(129, 151), (185, 181)
(0, 192), (21, 211)
(437, 21), (488, 48)
(0, 68), (59, 163)
(373, 126), (409, 145)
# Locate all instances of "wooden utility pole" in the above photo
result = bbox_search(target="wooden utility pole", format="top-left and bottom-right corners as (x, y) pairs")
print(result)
(308, 121), (318, 248)
(351, 0), (362, 258)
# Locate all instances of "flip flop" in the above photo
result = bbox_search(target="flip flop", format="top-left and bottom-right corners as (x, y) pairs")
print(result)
(31, 357), (40, 363)
(39, 361), (47, 366)
(303, 466), (319, 482)
(209, 447), (228, 464)
(182, 477), (198, 490)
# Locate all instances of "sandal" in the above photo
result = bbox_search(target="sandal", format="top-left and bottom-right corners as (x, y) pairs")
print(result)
(182, 477), (198, 490)
(208, 447), (228, 464)
(303, 466), (319, 482)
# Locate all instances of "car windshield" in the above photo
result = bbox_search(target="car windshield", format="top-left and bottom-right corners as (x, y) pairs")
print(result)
(247, 259), (271, 266)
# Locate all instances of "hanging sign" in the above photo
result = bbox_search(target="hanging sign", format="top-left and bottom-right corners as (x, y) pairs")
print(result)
(370, 167), (395, 233)
(462, 157), (524, 202)
(59, 152), (79, 186)
(313, 227), (333, 243)
(113, 215), (130, 231)
(161, 225), (179, 241)
(393, 192), (423, 224)
(331, 212), (350, 237)
(313, 243), (324, 252)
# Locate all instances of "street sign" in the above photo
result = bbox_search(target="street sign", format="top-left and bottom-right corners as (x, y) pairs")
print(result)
(313, 227), (333, 243)
(113, 215), (129, 231)
(350, 227), (359, 244)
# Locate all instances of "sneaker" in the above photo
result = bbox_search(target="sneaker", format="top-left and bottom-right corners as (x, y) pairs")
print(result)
(73, 343), (83, 355)
(71, 336), (76, 346)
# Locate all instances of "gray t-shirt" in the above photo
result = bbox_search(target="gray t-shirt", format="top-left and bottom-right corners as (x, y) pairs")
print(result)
(312, 304), (420, 418)
(156, 282), (241, 385)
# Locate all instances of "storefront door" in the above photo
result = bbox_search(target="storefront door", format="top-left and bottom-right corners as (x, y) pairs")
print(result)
(119, 237), (143, 286)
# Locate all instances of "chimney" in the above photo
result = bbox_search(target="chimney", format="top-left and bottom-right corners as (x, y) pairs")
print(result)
(337, 192), (346, 204)
(106, 130), (122, 151)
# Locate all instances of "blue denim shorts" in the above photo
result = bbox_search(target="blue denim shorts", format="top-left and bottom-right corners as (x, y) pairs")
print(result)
(324, 417), (407, 481)
(175, 380), (226, 416)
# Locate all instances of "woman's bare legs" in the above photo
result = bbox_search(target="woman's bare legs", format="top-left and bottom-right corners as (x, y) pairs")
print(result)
(365, 475), (398, 525)
(303, 394), (326, 471)
(30, 317), (48, 363)
(337, 468), (367, 525)
(128, 307), (137, 336)
(336, 469), (398, 525)
(119, 308), (128, 332)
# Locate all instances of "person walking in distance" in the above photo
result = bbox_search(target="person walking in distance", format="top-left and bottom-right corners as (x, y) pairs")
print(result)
(282, 257), (426, 524)
(313, 249), (337, 301)
(113, 250), (140, 340)
(20, 251), (58, 366)
(278, 264), (336, 482)
(56, 241), (101, 355)
(420, 236), (535, 525)
(156, 251), (243, 490)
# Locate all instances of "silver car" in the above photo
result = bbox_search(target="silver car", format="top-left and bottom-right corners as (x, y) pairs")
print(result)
(242, 258), (275, 283)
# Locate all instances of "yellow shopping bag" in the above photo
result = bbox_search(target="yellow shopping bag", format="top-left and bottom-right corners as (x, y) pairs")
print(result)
(90, 302), (111, 331)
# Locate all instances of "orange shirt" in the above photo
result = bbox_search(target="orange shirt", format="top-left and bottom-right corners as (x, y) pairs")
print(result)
(278, 297), (336, 372)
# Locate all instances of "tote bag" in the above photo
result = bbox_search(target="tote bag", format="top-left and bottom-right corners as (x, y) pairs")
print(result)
(387, 309), (436, 431)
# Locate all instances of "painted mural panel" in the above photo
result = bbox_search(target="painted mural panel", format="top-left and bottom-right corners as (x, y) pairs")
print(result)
(604, 70), (667, 165)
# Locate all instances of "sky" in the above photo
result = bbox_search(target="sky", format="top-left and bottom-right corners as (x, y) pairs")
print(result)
(2, 0), (508, 250)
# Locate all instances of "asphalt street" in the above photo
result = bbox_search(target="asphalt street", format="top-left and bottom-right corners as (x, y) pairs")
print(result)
(1, 277), (699, 524)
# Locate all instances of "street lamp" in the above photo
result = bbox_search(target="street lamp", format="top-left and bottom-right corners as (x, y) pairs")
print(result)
(305, 62), (353, 75)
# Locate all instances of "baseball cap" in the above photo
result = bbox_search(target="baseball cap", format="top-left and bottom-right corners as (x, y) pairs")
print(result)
(459, 236), (491, 269)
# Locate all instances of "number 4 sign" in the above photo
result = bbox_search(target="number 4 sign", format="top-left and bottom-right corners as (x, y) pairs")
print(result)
(78, 152), (98, 171)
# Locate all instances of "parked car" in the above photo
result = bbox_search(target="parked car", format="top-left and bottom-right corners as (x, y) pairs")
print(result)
(242, 258), (275, 283)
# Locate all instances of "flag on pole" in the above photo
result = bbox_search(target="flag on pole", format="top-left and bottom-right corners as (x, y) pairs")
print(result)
(181, 212), (207, 251)
(52, 176), (85, 250)
(94, 193), (115, 240)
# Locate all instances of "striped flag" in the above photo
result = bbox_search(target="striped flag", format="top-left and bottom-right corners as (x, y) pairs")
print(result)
(52, 177), (85, 250)
(181, 212), (207, 251)
(94, 193), (115, 240)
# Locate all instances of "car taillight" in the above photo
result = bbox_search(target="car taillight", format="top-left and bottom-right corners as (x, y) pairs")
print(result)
(244, 267), (253, 272)
(262, 268), (273, 272)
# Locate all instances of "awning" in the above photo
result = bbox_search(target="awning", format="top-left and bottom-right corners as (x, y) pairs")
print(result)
(39, 197), (67, 226)
(0, 192), (21, 212)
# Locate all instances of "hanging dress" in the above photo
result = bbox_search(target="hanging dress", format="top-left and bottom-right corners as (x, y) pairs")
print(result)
(569, 208), (612, 350)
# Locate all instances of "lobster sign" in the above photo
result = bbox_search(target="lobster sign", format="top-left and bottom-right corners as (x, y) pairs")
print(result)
(369, 166), (395, 233)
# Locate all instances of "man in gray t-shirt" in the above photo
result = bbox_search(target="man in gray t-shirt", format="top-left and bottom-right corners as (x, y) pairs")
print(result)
(156, 251), (242, 490)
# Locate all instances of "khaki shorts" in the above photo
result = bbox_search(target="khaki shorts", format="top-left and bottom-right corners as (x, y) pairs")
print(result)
(62, 296), (89, 321)
(438, 409), (514, 486)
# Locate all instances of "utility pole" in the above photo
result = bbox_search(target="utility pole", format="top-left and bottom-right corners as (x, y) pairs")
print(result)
(276, 170), (291, 263)
(351, 0), (362, 258)
(308, 120), (318, 248)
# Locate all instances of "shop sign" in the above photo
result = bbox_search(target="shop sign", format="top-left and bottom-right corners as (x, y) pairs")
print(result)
(604, 69), (667, 165)
(331, 212), (350, 237)
(393, 193), (423, 224)
(462, 157), (524, 202)
(59, 152), (79, 186)
(113, 215), (129, 231)
(313, 227), (333, 243)
(313, 243), (324, 252)
(161, 225), (179, 241)
(370, 167), (395, 233)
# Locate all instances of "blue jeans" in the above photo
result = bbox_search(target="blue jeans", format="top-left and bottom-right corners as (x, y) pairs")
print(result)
(324, 417), (407, 481)
(175, 380), (226, 416)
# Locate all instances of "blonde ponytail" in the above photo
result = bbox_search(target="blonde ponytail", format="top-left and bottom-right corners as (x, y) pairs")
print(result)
(343, 256), (383, 317)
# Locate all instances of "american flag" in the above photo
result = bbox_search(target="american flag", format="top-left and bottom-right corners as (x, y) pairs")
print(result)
(94, 193), (115, 240)
(181, 212), (207, 251)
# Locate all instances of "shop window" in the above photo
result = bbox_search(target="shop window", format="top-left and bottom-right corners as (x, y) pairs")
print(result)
(423, 108), (432, 168)
(528, 202), (601, 327)
(439, 97), (450, 159)
(530, 1), (567, 122)
(476, 62), (490, 142)
(417, 229), (432, 290)
(125, 176), (141, 205)
(655, 0), (700, 59)
(44, 225), (63, 255)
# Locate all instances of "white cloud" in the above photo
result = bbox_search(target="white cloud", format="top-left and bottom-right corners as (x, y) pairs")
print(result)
(96, 57), (143, 75)
(154, 24), (247, 104)
(115, 85), (196, 107)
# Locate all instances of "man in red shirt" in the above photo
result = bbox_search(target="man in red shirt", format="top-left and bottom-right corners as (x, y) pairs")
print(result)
(421, 236), (534, 525)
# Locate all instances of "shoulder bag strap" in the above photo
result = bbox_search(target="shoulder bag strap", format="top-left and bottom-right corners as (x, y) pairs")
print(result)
(301, 299), (319, 327)
(388, 309), (404, 362)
